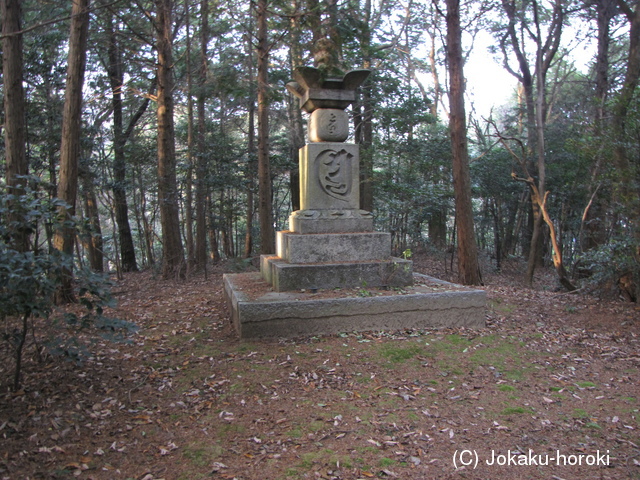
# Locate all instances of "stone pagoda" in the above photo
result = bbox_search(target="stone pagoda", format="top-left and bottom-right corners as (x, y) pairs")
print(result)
(260, 66), (413, 292)
(223, 66), (485, 339)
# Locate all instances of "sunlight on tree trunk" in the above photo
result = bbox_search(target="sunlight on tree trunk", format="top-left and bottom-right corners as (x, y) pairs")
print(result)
(446, 0), (482, 286)
(54, 0), (91, 303)
(155, 0), (186, 279)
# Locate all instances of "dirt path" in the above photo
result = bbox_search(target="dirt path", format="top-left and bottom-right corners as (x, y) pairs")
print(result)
(1, 257), (638, 479)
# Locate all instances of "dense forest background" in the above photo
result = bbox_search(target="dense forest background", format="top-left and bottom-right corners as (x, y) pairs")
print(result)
(1, 0), (639, 300)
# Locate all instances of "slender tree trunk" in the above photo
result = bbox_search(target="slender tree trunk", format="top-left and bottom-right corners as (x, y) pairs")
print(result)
(136, 167), (155, 266)
(501, 0), (563, 285)
(256, 0), (274, 254)
(245, 28), (256, 258)
(207, 194), (220, 262)
(595, 0), (615, 132)
(195, 0), (210, 268)
(54, 0), (91, 303)
(107, 17), (139, 272)
(184, 0), (195, 271)
(288, 0), (304, 211)
(80, 167), (103, 272)
(446, 0), (481, 285)
(2, 0), (29, 252)
(2, 0), (28, 192)
(428, 209), (447, 248)
(358, 0), (374, 212)
(581, 0), (613, 252)
(427, 6), (447, 118)
(491, 199), (503, 270)
(155, 0), (185, 279)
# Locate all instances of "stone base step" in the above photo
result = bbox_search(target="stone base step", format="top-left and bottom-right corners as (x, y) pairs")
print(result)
(223, 272), (486, 338)
(261, 255), (413, 292)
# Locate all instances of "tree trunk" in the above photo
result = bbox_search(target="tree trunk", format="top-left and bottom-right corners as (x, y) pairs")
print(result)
(184, 0), (195, 271)
(207, 194), (220, 262)
(137, 166), (156, 266)
(2, 0), (28, 198)
(595, 0), (616, 132)
(2, 0), (29, 252)
(288, 0), (304, 212)
(256, 0), (274, 254)
(107, 17), (139, 273)
(245, 21), (256, 258)
(428, 209), (447, 248)
(358, 0), (374, 212)
(427, 5), (446, 118)
(80, 167), (103, 272)
(155, 0), (185, 279)
(446, 0), (481, 285)
(54, 0), (91, 303)
(195, 0), (210, 268)
(500, 0), (564, 285)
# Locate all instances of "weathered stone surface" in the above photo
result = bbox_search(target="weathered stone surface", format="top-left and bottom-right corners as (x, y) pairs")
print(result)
(299, 88), (356, 112)
(260, 255), (278, 286)
(223, 272), (486, 338)
(261, 256), (413, 292)
(309, 109), (349, 142)
(300, 143), (359, 211)
(285, 67), (370, 113)
(277, 231), (391, 263)
(289, 209), (373, 234)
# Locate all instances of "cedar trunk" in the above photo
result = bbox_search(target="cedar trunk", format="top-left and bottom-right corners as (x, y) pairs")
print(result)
(446, 0), (481, 285)
(195, 0), (210, 267)
(2, 0), (28, 192)
(107, 17), (138, 272)
(245, 21), (256, 258)
(184, 0), (195, 270)
(2, 0), (28, 251)
(256, 0), (274, 254)
(155, 0), (185, 279)
(54, 0), (91, 303)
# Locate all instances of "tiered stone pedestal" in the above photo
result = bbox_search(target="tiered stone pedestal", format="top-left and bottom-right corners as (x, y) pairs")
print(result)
(223, 67), (485, 338)
(261, 230), (412, 292)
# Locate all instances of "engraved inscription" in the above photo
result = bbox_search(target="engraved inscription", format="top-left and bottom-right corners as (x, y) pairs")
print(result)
(327, 113), (337, 135)
(315, 149), (353, 201)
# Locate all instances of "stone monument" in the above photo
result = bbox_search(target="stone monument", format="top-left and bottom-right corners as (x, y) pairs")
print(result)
(260, 66), (413, 292)
(223, 66), (486, 338)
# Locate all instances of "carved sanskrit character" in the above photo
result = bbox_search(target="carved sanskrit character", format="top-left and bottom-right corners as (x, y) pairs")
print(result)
(316, 149), (353, 201)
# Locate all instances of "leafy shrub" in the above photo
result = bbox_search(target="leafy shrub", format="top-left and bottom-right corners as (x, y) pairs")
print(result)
(0, 179), (136, 390)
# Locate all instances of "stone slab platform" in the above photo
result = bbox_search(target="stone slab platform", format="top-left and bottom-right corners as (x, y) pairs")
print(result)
(223, 272), (486, 338)
(261, 255), (413, 292)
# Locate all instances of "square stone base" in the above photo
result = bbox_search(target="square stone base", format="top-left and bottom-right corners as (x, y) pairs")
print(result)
(223, 272), (486, 338)
(261, 255), (413, 292)
(277, 231), (391, 263)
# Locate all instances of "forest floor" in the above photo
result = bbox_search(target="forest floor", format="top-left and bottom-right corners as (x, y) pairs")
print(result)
(1, 253), (639, 480)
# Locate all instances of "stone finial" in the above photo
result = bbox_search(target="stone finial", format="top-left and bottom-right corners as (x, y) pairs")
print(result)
(286, 67), (370, 113)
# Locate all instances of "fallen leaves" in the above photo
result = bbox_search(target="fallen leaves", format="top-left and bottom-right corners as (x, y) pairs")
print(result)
(2, 264), (639, 480)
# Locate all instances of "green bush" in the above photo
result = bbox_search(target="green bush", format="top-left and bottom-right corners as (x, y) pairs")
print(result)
(0, 179), (136, 390)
